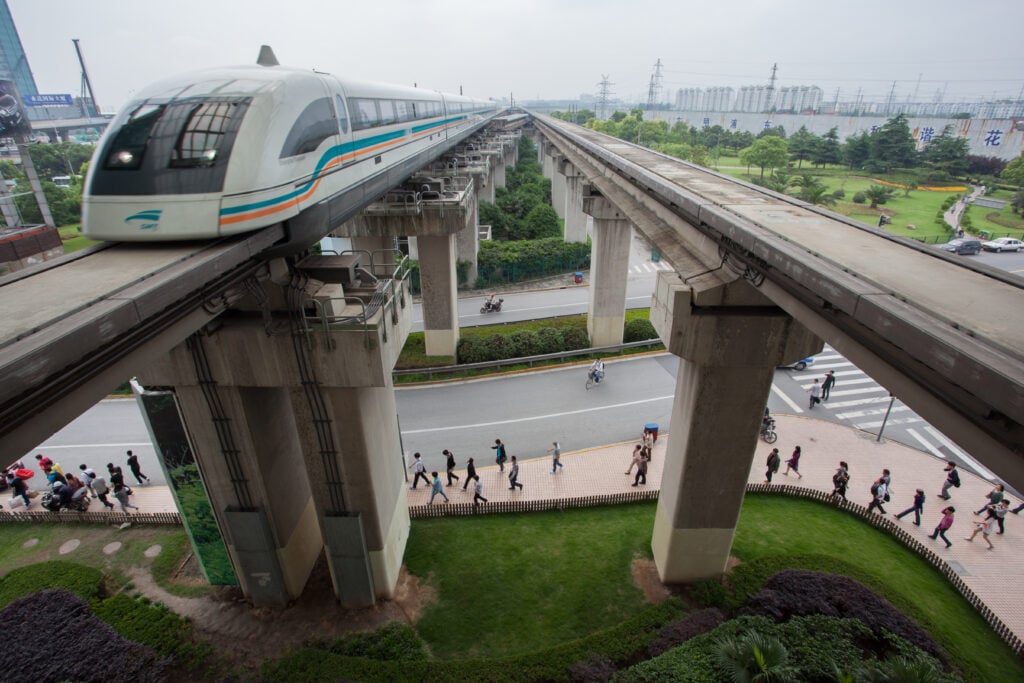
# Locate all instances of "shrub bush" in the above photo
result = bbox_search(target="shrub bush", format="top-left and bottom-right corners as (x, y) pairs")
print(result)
(508, 329), (542, 357)
(831, 188), (846, 199)
(535, 327), (565, 355)
(852, 191), (867, 204)
(93, 593), (211, 662)
(648, 607), (727, 657)
(0, 561), (104, 607)
(623, 318), (658, 343)
(0, 589), (167, 682)
(313, 623), (429, 662)
(561, 326), (590, 350)
(567, 653), (617, 682)
(456, 336), (491, 364)
(738, 569), (945, 662)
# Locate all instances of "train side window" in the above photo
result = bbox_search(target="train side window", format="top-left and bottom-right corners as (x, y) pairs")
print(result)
(171, 102), (235, 168)
(378, 100), (397, 126)
(394, 100), (410, 123)
(335, 95), (349, 134)
(351, 98), (379, 131)
(280, 97), (338, 158)
(103, 104), (164, 170)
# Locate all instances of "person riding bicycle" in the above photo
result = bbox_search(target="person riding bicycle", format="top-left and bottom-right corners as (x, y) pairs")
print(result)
(589, 359), (605, 384)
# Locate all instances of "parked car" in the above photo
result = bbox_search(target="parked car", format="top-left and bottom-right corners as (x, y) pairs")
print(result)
(981, 237), (1023, 253)
(778, 357), (814, 371)
(939, 239), (982, 255)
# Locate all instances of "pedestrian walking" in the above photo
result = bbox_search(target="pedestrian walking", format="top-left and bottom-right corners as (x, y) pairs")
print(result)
(548, 441), (563, 474)
(928, 506), (956, 548)
(964, 514), (996, 549)
(821, 371), (836, 401)
(444, 449), (460, 486)
(1012, 500), (1024, 515)
(492, 439), (508, 473)
(625, 444), (643, 475)
(408, 452), (430, 490)
(472, 475), (488, 506)
(983, 499), (1010, 535)
(112, 482), (138, 513)
(895, 489), (926, 526)
(764, 448), (781, 484)
(107, 463), (125, 490)
(508, 456), (523, 491)
(35, 454), (53, 473)
(782, 446), (802, 479)
(641, 429), (654, 461)
(78, 464), (97, 496)
(429, 472), (449, 505)
(807, 379), (822, 409)
(126, 450), (149, 485)
(831, 461), (850, 500)
(632, 453), (648, 487)
(462, 457), (477, 491)
(974, 484), (1004, 515)
(867, 477), (888, 515)
(6, 472), (30, 509)
(938, 462), (960, 500)
(91, 474), (115, 509)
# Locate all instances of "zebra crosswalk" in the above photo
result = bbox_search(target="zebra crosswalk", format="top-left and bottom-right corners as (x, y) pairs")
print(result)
(629, 261), (674, 275)
(779, 347), (998, 482)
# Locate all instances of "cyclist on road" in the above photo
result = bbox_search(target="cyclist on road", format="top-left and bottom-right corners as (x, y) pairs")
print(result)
(589, 359), (605, 385)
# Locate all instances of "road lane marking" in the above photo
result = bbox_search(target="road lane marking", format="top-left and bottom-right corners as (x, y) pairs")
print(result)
(401, 394), (675, 434)
(770, 383), (803, 413)
(924, 426), (996, 481)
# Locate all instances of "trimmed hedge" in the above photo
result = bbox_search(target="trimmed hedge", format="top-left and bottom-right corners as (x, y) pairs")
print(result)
(477, 237), (591, 285)
(0, 560), (105, 607)
(260, 599), (686, 682)
(623, 318), (658, 343)
(457, 326), (591, 364)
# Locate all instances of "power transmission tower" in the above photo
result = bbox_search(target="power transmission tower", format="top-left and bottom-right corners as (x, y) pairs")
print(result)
(765, 62), (778, 113)
(646, 58), (663, 110)
(597, 75), (614, 120)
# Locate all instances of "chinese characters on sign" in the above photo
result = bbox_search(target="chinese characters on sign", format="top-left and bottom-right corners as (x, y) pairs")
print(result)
(730, 119), (738, 129)
(702, 117), (710, 126)
(984, 130), (1003, 146)
(919, 127), (935, 143)
(763, 120), (773, 129)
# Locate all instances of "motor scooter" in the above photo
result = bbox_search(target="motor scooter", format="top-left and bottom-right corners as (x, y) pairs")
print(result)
(480, 296), (503, 314)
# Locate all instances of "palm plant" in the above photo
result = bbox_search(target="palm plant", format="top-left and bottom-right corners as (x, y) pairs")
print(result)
(715, 631), (799, 683)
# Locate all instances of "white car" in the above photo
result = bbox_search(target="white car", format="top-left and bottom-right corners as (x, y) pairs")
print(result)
(981, 237), (1023, 252)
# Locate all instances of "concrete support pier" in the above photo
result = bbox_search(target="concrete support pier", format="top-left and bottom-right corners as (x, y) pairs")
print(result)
(139, 260), (414, 608)
(418, 234), (460, 355)
(584, 194), (631, 346)
(549, 153), (567, 221)
(563, 168), (588, 243)
(648, 270), (821, 583)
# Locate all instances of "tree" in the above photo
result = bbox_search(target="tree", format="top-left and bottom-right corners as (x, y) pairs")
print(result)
(870, 114), (917, 170)
(921, 126), (969, 177)
(966, 155), (1007, 177)
(1011, 188), (1024, 215)
(843, 132), (872, 170)
(787, 126), (818, 168)
(864, 184), (895, 209)
(813, 127), (843, 168)
(517, 204), (561, 240)
(1002, 153), (1024, 186)
(740, 137), (789, 178)
(757, 125), (786, 139)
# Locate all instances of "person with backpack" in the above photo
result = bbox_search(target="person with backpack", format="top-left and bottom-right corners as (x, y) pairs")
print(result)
(938, 462), (960, 500)
(408, 452), (430, 490)
(867, 477), (888, 515)
(491, 439), (508, 473)
(764, 448), (781, 484)
(831, 461), (850, 500)
(6, 472), (30, 509)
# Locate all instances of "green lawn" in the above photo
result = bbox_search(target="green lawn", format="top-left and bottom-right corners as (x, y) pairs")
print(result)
(404, 496), (1021, 682)
(59, 223), (99, 253)
(963, 189), (1024, 239)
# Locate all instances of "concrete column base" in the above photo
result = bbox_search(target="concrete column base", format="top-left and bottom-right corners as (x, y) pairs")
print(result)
(424, 328), (458, 357)
(651, 514), (737, 582)
(368, 491), (410, 599)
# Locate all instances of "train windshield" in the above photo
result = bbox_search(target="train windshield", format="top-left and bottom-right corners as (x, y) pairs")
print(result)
(90, 96), (251, 196)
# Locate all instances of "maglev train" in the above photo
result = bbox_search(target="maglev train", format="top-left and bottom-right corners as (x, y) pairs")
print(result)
(82, 47), (497, 249)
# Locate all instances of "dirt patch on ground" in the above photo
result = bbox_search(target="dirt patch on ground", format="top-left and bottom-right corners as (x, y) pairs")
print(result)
(631, 558), (671, 604)
(130, 556), (435, 672)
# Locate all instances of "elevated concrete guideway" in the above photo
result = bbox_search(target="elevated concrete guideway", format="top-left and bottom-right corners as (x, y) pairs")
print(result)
(533, 114), (1024, 492)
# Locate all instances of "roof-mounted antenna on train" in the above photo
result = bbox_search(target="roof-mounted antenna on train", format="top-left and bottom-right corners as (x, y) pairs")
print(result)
(257, 45), (279, 67)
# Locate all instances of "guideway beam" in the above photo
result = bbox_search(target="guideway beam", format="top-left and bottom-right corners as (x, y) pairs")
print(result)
(650, 270), (821, 582)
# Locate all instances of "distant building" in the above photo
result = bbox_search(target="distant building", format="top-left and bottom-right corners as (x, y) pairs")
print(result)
(0, 0), (37, 102)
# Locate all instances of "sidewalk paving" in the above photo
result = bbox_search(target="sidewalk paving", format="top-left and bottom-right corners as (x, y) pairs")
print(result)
(407, 413), (1024, 643)
(26, 414), (1020, 642)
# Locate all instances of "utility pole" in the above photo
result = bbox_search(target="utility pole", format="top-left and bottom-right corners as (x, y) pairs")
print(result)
(885, 81), (897, 115)
(832, 87), (841, 115)
(646, 58), (663, 110)
(596, 75), (614, 120)
(72, 39), (101, 117)
(765, 62), (778, 113)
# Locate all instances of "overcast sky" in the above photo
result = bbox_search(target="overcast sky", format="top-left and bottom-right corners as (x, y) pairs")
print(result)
(10, 0), (1024, 114)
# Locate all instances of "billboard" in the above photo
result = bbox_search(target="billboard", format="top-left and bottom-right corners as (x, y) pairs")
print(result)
(0, 79), (32, 138)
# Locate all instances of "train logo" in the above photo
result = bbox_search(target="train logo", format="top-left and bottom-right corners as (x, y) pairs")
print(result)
(124, 209), (162, 230)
